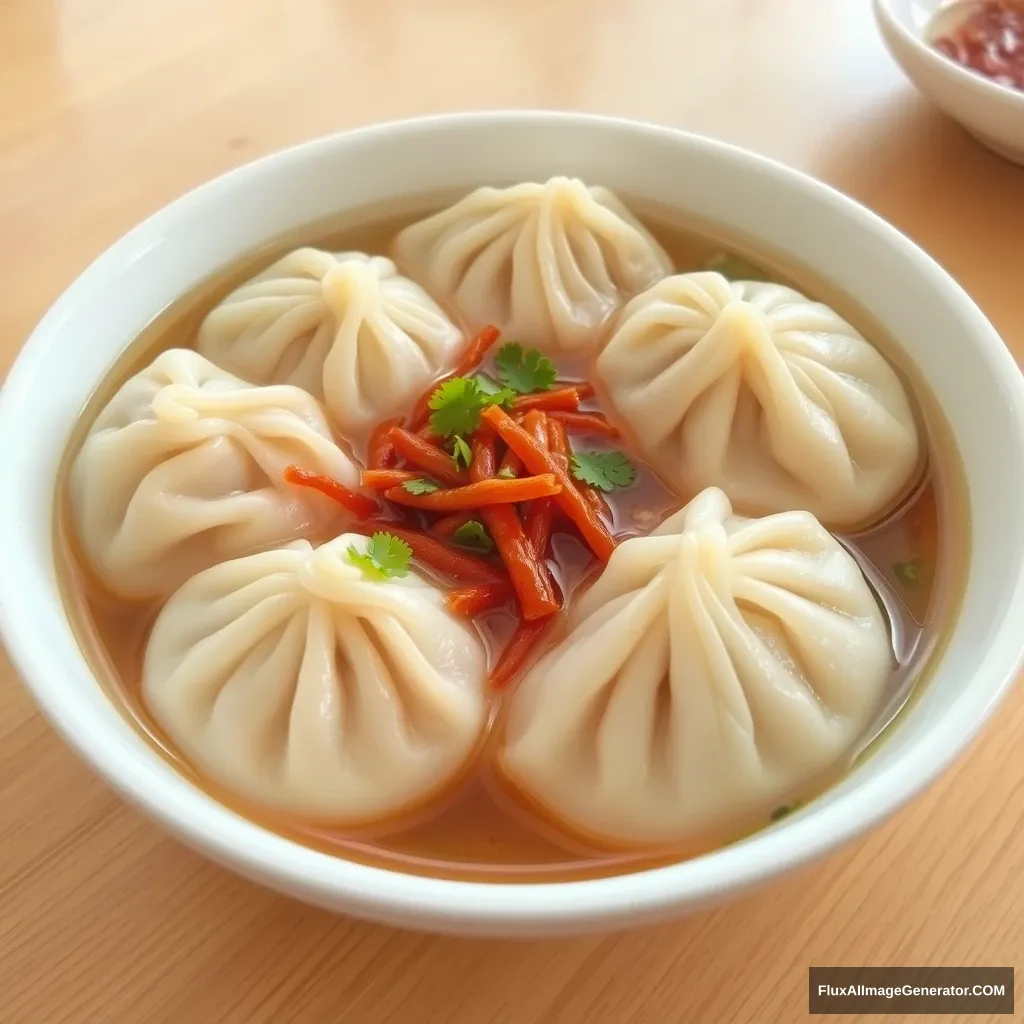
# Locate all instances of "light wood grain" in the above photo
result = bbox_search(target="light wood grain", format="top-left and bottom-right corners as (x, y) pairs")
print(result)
(1, 1), (1022, 1021)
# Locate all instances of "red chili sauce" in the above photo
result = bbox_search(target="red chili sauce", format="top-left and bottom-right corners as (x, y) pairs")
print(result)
(931, 0), (1024, 91)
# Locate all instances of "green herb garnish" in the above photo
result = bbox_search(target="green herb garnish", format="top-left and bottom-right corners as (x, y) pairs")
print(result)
(451, 520), (495, 554)
(570, 450), (637, 493)
(427, 378), (487, 438)
(770, 805), (792, 822)
(472, 374), (517, 408)
(450, 434), (473, 470)
(704, 251), (767, 282)
(346, 531), (412, 580)
(496, 465), (518, 479)
(402, 478), (441, 495)
(894, 560), (923, 586)
(427, 377), (515, 437)
(495, 342), (558, 394)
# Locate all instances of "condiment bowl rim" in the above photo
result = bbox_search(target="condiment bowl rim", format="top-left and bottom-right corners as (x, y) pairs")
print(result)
(873, 0), (1024, 108)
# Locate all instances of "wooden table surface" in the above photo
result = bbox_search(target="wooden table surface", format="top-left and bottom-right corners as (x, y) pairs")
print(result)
(2, 2), (1023, 1021)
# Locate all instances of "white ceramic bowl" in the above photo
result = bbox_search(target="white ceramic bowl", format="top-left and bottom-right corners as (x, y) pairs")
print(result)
(874, 0), (1024, 165)
(2, 112), (1024, 937)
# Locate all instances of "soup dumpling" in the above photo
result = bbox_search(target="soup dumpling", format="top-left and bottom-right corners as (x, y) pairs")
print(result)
(595, 273), (921, 529)
(500, 487), (892, 847)
(69, 348), (358, 599)
(143, 535), (489, 823)
(197, 248), (464, 437)
(392, 178), (673, 355)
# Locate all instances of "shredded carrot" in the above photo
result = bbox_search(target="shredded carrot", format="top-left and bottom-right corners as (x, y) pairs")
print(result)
(520, 411), (548, 449)
(521, 411), (554, 558)
(283, 466), (380, 519)
(471, 434), (560, 621)
(524, 498), (555, 559)
(481, 405), (616, 562)
(482, 505), (557, 621)
(361, 469), (422, 490)
(389, 428), (467, 487)
(579, 482), (610, 519)
(572, 381), (597, 400)
(547, 416), (612, 520)
(384, 474), (560, 511)
(451, 324), (502, 378)
(416, 425), (444, 444)
(498, 447), (524, 478)
(347, 522), (505, 585)
(549, 410), (621, 439)
(490, 618), (553, 689)
(430, 511), (476, 538)
(368, 417), (402, 469)
(511, 387), (581, 414)
(410, 324), (502, 428)
(446, 582), (513, 617)
(410, 394), (439, 434)
(545, 416), (570, 462)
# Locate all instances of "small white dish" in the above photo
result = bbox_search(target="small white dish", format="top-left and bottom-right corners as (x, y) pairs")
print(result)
(1, 112), (1024, 936)
(873, 0), (1024, 165)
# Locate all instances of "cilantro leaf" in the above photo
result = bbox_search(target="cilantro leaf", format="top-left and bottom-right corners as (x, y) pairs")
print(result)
(402, 478), (440, 495)
(427, 377), (514, 437)
(427, 376), (517, 438)
(486, 388), (518, 408)
(496, 465), (518, 479)
(495, 342), (558, 393)
(704, 251), (767, 282)
(451, 520), (494, 554)
(473, 374), (517, 407)
(893, 559), (923, 586)
(474, 373), (502, 394)
(428, 378), (487, 437)
(570, 450), (637, 493)
(450, 434), (473, 470)
(346, 532), (412, 580)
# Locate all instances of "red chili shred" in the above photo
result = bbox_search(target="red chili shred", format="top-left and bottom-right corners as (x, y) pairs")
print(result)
(932, 0), (1024, 92)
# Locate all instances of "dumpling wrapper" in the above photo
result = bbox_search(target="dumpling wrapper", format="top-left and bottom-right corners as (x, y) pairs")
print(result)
(197, 248), (464, 437)
(392, 177), (673, 355)
(596, 272), (922, 529)
(69, 348), (357, 599)
(500, 487), (892, 847)
(143, 535), (489, 823)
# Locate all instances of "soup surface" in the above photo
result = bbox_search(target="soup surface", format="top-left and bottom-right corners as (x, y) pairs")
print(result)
(57, 192), (967, 881)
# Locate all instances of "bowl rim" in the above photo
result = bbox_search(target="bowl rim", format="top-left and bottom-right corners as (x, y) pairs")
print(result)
(3, 109), (1024, 931)
(873, 0), (1024, 109)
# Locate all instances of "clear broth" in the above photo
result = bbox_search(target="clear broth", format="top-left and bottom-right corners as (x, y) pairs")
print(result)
(55, 194), (968, 882)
